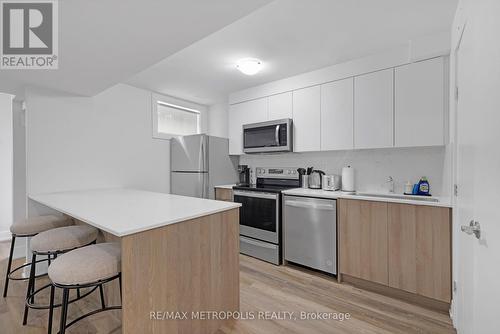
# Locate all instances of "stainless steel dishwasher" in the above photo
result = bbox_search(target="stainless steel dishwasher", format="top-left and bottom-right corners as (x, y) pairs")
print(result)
(283, 195), (337, 274)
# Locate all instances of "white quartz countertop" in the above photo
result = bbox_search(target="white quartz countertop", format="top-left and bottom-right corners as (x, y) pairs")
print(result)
(29, 188), (241, 237)
(282, 188), (452, 208)
(214, 184), (236, 190)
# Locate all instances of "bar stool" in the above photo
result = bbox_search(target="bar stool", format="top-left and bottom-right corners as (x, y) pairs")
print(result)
(3, 215), (73, 298)
(47, 242), (122, 334)
(23, 225), (99, 326)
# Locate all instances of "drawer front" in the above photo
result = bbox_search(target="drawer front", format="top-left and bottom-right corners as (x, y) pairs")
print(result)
(240, 236), (280, 265)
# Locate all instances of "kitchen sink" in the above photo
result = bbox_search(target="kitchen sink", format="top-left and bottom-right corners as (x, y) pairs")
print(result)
(353, 192), (440, 203)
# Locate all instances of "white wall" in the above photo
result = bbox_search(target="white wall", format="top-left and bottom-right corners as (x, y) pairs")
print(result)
(208, 102), (229, 138)
(26, 84), (171, 200)
(13, 101), (26, 224)
(240, 146), (449, 196)
(10, 101), (28, 256)
(0, 93), (14, 240)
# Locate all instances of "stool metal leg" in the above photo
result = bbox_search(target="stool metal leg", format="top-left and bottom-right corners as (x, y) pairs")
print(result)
(2, 235), (16, 297)
(99, 284), (106, 309)
(48, 284), (55, 334)
(59, 288), (69, 334)
(118, 275), (122, 302)
(22, 253), (37, 325)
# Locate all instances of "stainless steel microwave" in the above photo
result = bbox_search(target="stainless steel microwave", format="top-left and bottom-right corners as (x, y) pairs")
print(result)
(243, 119), (293, 153)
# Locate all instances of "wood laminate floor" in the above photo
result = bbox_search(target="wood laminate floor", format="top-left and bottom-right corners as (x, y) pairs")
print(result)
(0, 241), (456, 334)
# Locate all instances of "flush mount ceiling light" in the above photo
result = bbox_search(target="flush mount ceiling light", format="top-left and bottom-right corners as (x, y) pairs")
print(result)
(236, 58), (263, 75)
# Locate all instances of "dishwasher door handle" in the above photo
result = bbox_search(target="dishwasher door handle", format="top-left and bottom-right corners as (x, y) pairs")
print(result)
(284, 200), (335, 210)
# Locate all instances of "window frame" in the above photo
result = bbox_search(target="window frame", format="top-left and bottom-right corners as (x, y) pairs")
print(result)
(151, 93), (202, 140)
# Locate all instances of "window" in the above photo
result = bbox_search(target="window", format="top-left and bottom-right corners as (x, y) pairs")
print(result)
(152, 98), (201, 139)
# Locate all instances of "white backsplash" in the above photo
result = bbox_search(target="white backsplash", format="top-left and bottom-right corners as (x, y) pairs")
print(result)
(239, 146), (450, 197)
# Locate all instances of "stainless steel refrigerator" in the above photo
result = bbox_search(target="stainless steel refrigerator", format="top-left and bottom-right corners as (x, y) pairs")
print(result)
(170, 134), (238, 199)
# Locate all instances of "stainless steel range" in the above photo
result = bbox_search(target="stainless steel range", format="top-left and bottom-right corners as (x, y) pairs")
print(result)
(233, 167), (299, 265)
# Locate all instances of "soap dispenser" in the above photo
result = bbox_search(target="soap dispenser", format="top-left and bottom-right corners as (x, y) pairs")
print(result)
(417, 177), (430, 196)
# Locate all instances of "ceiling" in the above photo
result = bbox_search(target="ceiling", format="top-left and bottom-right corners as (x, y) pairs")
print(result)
(127, 0), (458, 105)
(0, 0), (271, 98)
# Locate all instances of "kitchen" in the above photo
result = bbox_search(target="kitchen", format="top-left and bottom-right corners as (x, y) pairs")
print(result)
(1, 1), (499, 334)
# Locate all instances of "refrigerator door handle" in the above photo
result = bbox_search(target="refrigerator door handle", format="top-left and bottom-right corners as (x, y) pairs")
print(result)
(201, 137), (205, 172)
(203, 173), (208, 199)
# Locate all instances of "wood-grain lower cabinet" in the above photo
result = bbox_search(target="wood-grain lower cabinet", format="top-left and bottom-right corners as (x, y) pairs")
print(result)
(388, 203), (451, 302)
(215, 188), (233, 202)
(338, 199), (388, 285)
(339, 198), (452, 304)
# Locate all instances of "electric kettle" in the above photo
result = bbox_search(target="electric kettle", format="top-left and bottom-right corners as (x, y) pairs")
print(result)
(308, 170), (325, 189)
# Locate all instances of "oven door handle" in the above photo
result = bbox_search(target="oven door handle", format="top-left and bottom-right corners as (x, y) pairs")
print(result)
(275, 125), (280, 146)
(233, 190), (278, 200)
(240, 236), (277, 249)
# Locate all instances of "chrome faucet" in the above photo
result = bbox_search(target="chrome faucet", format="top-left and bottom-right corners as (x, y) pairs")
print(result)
(385, 176), (394, 193)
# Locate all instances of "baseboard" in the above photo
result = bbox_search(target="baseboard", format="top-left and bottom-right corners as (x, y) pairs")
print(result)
(340, 274), (451, 313)
(0, 230), (11, 242)
(0, 230), (27, 259)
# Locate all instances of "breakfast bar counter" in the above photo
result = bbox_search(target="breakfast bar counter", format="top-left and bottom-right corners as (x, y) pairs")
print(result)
(29, 188), (241, 334)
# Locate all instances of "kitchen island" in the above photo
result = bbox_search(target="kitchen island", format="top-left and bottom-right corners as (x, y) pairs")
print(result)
(29, 188), (241, 334)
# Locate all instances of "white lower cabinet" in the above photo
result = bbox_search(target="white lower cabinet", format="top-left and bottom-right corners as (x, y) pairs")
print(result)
(320, 78), (354, 150)
(354, 68), (394, 149)
(292, 86), (321, 152)
(228, 97), (268, 155)
(395, 57), (445, 147)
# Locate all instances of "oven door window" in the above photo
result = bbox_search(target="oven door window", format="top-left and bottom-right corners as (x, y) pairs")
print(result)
(234, 195), (276, 232)
(244, 125), (285, 149)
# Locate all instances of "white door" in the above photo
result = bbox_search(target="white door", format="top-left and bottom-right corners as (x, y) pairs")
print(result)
(228, 98), (268, 155)
(268, 92), (292, 120)
(293, 86), (321, 152)
(354, 69), (394, 149)
(394, 57), (445, 147)
(453, 3), (500, 333)
(320, 78), (354, 151)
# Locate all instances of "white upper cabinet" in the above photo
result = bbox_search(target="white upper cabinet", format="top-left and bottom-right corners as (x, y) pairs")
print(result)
(268, 92), (292, 120)
(228, 56), (447, 154)
(293, 86), (321, 152)
(320, 78), (354, 151)
(395, 57), (445, 147)
(228, 97), (268, 155)
(354, 69), (394, 149)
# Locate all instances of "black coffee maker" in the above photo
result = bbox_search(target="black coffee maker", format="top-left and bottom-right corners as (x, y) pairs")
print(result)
(237, 165), (250, 186)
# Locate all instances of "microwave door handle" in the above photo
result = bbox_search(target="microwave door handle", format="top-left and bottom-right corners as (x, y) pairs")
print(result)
(275, 125), (280, 146)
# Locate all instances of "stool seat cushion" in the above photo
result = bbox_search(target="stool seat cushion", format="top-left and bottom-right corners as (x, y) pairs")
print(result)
(10, 215), (73, 236)
(30, 225), (98, 253)
(48, 243), (121, 286)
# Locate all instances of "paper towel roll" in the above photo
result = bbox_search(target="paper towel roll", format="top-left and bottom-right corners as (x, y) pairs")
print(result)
(341, 166), (355, 192)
